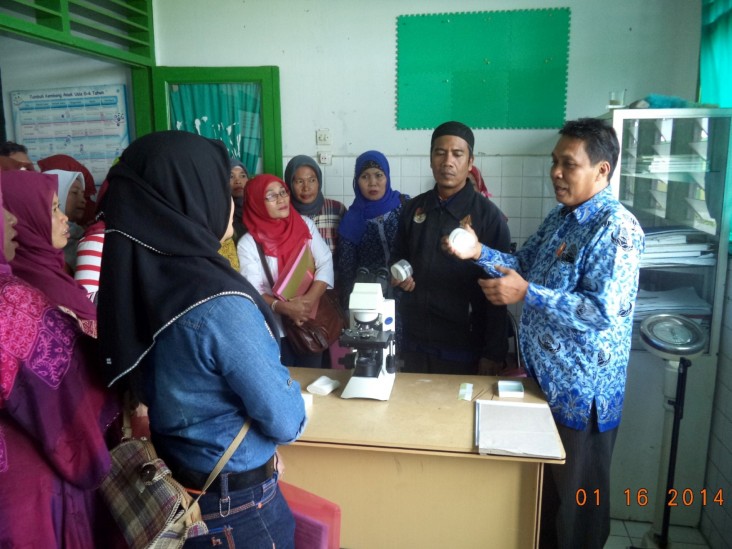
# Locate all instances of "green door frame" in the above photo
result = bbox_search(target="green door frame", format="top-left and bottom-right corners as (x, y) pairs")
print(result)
(150, 66), (283, 176)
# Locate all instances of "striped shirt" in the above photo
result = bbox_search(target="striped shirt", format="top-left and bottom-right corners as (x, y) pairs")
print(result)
(74, 230), (104, 303)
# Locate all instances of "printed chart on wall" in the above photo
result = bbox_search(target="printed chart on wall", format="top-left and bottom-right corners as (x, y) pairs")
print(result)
(10, 84), (129, 185)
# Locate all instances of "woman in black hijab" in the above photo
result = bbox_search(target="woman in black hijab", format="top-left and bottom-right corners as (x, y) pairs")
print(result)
(98, 130), (306, 548)
(284, 154), (345, 253)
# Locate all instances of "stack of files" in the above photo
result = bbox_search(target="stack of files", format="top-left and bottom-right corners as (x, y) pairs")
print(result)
(641, 227), (715, 267)
(474, 399), (564, 459)
(634, 286), (712, 321)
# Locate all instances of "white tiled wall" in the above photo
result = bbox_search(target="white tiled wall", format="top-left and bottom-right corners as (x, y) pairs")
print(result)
(700, 260), (732, 548)
(284, 154), (557, 249)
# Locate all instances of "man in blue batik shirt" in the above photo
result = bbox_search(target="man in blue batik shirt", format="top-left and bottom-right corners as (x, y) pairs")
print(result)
(445, 118), (644, 549)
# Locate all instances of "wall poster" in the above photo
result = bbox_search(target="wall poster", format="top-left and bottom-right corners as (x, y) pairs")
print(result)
(10, 84), (129, 186)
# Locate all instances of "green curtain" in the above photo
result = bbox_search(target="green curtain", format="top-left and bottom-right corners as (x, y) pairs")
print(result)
(0, 69), (5, 142)
(700, 0), (732, 107)
(168, 83), (262, 175)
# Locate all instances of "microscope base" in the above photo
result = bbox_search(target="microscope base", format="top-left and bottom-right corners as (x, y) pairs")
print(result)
(341, 371), (396, 401)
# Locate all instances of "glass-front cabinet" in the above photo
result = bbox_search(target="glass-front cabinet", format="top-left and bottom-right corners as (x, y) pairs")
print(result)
(610, 108), (732, 355)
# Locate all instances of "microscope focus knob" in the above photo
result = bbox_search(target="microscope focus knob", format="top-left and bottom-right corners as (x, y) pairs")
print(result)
(386, 354), (396, 374)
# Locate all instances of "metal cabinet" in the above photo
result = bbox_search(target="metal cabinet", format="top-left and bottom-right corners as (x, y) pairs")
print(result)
(610, 108), (732, 355)
(608, 108), (732, 525)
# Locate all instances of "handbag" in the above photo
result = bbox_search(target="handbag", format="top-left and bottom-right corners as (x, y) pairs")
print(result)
(101, 405), (252, 549)
(283, 289), (346, 355)
(257, 243), (346, 355)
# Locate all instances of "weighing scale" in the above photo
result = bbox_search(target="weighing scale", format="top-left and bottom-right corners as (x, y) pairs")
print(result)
(635, 314), (707, 549)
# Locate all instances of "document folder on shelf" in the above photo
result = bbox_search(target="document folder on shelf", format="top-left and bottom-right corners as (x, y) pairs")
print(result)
(474, 399), (564, 460)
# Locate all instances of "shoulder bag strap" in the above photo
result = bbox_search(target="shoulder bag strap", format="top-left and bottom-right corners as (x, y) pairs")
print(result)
(198, 418), (252, 493)
(121, 392), (133, 439)
(186, 418), (253, 511)
(256, 242), (276, 288)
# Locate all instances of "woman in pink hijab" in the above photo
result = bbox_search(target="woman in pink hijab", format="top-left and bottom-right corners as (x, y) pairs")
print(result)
(2, 170), (97, 337)
(0, 171), (121, 548)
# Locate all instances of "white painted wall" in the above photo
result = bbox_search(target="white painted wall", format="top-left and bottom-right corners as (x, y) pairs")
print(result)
(0, 36), (132, 145)
(153, 0), (701, 157)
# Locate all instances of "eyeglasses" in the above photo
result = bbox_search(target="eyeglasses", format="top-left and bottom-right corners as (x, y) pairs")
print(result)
(293, 177), (318, 187)
(264, 189), (289, 202)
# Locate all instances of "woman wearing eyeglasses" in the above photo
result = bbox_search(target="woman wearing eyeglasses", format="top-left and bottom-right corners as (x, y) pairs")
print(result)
(237, 174), (334, 367)
(284, 155), (346, 254)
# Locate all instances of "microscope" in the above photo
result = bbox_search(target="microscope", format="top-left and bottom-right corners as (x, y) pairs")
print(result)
(339, 281), (397, 400)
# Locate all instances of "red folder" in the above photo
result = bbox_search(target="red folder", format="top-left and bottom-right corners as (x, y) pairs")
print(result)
(280, 482), (341, 549)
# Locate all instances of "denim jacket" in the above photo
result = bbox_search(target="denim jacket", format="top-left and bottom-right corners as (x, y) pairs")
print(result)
(139, 294), (306, 474)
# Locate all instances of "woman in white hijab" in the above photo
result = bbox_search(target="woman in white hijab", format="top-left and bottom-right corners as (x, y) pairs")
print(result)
(42, 169), (87, 272)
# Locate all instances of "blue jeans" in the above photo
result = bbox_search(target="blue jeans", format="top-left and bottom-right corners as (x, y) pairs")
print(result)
(184, 474), (295, 549)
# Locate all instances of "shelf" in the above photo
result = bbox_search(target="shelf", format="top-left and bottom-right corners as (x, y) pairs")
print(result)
(691, 219), (716, 235)
(652, 143), (671, 156)
(640, 259), (716, 268)
(685, 197), (714, 219)
(639, 262), (716, 271)
(649, 189), (667, 208)
(641, 207), (668, 218)
(621, 171), (708, 185)
(688, 141), (708, 160)
(611, 108), (732, 360)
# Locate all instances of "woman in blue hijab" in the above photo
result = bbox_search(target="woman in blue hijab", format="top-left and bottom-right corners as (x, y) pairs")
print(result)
(336, 150), (407, 306)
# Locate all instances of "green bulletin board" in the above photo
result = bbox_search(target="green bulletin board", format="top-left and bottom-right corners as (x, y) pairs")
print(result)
(396, 8), (570, 130)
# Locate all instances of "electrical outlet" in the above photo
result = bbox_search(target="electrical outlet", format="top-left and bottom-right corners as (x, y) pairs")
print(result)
(316, 129), (332, 146)
(318, 152), (331, 165)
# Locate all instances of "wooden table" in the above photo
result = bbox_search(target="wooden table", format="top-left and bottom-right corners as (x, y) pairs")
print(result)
(279, 368), (564, 549)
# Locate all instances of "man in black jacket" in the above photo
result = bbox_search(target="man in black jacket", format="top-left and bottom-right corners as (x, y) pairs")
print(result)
(392, 121), (511, 375)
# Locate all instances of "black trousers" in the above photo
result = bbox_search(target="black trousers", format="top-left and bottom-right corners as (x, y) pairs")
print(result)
(399, 350), (478, 375)
(540, 408), (618, 549)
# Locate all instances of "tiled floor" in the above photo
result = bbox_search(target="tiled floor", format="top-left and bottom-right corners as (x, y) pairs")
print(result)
(605, 520), (710, 548)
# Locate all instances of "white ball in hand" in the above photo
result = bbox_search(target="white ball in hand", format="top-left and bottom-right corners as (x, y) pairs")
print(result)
(449, 228), (477, 255)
